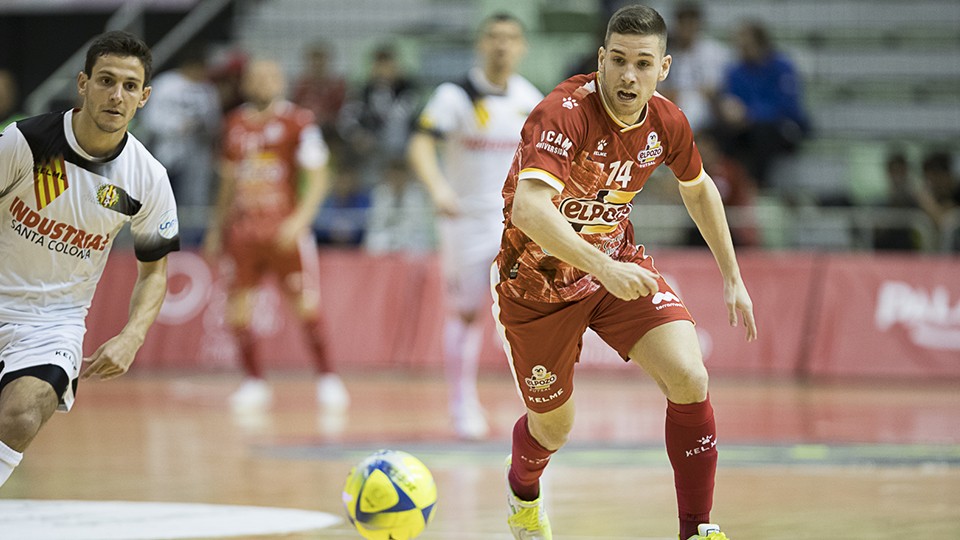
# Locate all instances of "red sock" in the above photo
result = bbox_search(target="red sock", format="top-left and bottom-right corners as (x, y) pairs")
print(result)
(665, 396), (717, 539)
(303, 317), (333, 374)
(508, 415), (554, 501)
(234, 327), (262, 379)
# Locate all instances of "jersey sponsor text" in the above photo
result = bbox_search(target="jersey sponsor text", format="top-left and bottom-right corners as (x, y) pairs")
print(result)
(9, 196), (109, 259)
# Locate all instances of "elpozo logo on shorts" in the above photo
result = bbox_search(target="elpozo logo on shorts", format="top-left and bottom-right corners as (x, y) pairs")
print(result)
(524, 365), (557, 392)
(158, 209), (179, 239)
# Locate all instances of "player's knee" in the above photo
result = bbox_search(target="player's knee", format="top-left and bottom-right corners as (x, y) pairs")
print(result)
(226, 295), (254, 327)
(666, 363), (709, 404)
(528, 408), (575, 451)
(0, 403), (48, 450)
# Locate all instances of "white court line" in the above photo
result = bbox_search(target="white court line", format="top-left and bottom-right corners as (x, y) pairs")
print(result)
(0, 500), (341, 540)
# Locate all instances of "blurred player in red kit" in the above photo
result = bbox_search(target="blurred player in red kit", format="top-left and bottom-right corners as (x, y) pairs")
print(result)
(493, 5), (757, 540)
(205, 59), (348, 412)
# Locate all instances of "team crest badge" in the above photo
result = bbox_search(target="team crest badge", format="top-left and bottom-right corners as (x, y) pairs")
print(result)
(97, 184), (120, 209)
(94, 183), (141, 216)
(33, 156), (69, 210)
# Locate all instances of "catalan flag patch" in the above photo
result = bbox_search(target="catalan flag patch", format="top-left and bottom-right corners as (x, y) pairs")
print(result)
(33, 156), (68, 210)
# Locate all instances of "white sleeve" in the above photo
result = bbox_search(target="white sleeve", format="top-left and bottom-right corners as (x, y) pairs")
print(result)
(0, 124), (33, 199)
(296, 123), (329, 169)
(130, 164), (180, 261)
(416, 83), (466, 136)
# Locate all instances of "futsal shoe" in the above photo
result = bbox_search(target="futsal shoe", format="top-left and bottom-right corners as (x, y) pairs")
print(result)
(316, 373), (350, 410)
(229, 378), (272, 411)
(453, 403), (489, 440)
(684, 524), (729, 540)
(505, 456), (552, 540)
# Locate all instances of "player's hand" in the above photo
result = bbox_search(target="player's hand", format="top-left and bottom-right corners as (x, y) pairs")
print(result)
(276, 218), (305, 251)
(724, 277), (757, 342)
(81, 333), (142, 381)
(595, 260), (660, 301)
(431, 184), (461, 218)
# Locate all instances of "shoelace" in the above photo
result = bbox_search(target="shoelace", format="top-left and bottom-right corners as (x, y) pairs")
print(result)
(509, 504), (544, 529)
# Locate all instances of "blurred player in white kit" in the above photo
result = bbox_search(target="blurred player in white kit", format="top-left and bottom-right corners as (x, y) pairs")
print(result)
(409, 13), (543, 439)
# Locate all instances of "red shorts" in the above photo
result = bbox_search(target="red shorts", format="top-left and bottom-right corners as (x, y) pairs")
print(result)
(492, 253), (694, 413)
(224, 231), (321, 298)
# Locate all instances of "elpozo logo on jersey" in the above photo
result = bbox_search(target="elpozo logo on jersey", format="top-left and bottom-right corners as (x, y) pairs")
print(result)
(558, 189), (635, 233)
(637, 131), (663, 167)
(158, 209), (179, 239)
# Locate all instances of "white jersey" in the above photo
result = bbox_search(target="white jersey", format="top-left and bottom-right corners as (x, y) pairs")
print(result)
(0, 109), (180, 323)
(416, 68), (543, 218)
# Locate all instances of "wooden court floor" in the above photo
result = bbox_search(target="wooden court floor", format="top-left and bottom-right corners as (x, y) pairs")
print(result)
(3, 370), (959, 540)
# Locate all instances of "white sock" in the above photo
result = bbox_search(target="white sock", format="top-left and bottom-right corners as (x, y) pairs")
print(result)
(444, 317), (485, 415)
(0, 440), (23, 487)
(443, 318), (467, 413)
(459, 321), (484, 411)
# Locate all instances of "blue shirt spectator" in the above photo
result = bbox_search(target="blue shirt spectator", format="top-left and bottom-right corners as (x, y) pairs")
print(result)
(716, 20), (810, 190)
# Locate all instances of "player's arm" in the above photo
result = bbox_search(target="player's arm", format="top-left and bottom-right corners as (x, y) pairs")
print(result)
(276, 162), (329, 250)
(276, 121), (330, 249)
(511, 178), (659, 301)
(679, 173), (758, 341)
(407, 131), (460, 217)
(202, 158), (237, 260)
(81, 257), (168, 380)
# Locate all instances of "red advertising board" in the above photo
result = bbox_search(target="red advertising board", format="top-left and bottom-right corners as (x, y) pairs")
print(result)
(806, 253), (960, 377)
(83, 249), (960, 378)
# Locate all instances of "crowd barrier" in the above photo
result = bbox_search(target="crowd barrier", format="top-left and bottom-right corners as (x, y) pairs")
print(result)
(83, 249), (960, 379)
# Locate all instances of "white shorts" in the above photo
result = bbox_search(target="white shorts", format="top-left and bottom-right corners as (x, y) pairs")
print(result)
(0, 320), (85, 412)
(438, 215), (503, 315)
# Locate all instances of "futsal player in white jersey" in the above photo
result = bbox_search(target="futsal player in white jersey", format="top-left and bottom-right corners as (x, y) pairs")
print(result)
(0, 32), (178, 488)
(409, 13), (543, 439)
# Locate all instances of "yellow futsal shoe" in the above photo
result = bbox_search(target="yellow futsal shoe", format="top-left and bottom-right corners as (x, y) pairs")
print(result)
(684, 523), (729, 540)
(505, 457), (552, 540)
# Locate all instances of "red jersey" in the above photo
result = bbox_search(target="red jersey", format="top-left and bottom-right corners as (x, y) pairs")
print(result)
(496, 73), (704, 302)
(221, 100), (327, 242)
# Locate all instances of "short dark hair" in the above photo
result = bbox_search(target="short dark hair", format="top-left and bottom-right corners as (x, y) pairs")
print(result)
(922, 150), (953, 174)
(605, 4), (668, 49)
(479, 12), (525, 35)
(84, 31), (153, 86)
(675, 2), (703, 21)
(740, 21), (772, 52)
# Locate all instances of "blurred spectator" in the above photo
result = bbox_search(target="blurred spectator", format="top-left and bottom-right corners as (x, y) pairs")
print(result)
(138, 44), (221, 214)
(208, 48), (249, 114)
(339, 44), (419, 188)
(716, 20), (810, 190)
(916, 150), (960, 250)
(686, 130), (760, 247)
(658, 2), (730, 132)
(364, 157), (435, 254)
(0, 69), (24, 130)
(291, 40), (347, 151)
(313, 163), (371, 247)
(873, 151), (923, 251)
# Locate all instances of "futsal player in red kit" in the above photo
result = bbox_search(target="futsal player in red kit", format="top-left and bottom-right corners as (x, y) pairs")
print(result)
(493, 5), (757, 540)
(205, 60), (348, 412)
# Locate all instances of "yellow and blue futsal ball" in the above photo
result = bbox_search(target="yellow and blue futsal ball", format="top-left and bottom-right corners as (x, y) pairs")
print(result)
(342, 449), (437, 540)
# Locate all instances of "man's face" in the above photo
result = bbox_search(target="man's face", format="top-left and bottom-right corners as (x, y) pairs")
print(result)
(478, 20), (526, 75)
(77, 54), (150, 134)
(242, 60), (285, 108)
(598, 32), (670, 123)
